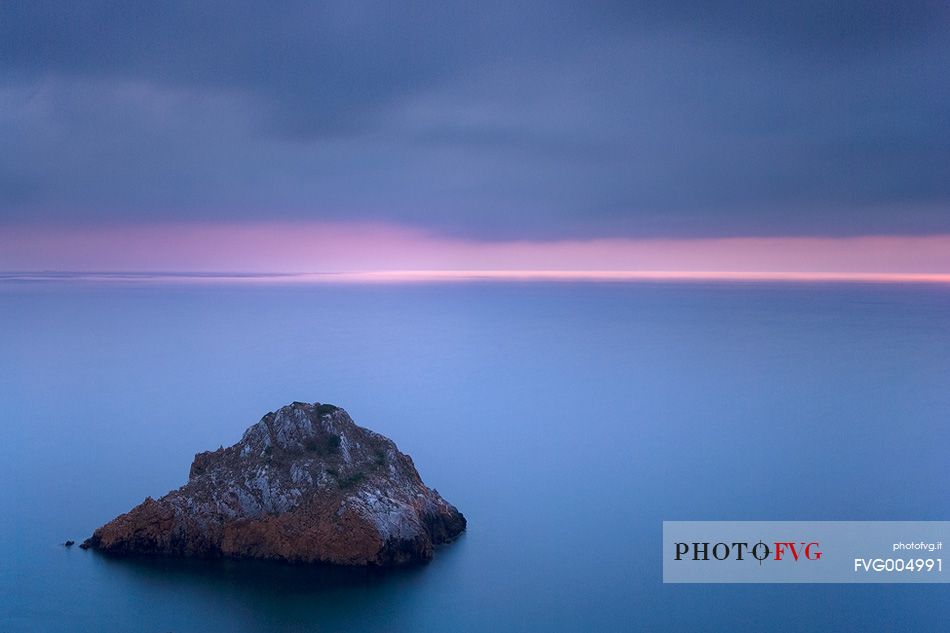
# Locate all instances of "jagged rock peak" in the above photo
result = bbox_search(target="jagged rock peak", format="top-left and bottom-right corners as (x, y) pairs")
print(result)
(83, 402), (465, 566)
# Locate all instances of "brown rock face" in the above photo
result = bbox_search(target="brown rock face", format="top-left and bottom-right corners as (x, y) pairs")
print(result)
(83, 402), (466, 565)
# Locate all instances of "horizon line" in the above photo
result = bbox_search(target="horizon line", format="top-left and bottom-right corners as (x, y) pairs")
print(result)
(3, 270), (950, 284)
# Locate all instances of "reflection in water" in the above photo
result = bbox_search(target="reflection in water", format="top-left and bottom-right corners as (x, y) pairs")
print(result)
(83, 539), (468, 632)
(93, 551), (426, 595)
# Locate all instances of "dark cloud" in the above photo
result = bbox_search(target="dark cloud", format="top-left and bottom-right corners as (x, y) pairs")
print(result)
(1, 1), (948, 238)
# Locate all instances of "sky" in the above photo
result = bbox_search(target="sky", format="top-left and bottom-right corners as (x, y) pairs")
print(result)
(1, 1), (949, 275)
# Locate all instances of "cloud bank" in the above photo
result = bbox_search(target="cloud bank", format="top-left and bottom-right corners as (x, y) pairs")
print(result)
(2, 1), (949, 243)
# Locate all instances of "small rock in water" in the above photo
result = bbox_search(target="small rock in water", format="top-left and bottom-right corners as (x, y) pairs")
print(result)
(83, 401), (465, 566)
(64, 540), (75, 547)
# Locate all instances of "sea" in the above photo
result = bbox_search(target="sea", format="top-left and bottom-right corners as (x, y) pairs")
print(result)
(1, 279), (948, 632)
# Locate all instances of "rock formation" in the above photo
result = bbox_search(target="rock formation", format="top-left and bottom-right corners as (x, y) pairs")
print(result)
(83, 402), (465, 565)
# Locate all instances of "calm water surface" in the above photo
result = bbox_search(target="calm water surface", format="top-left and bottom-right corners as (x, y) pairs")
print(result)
(1, 281), (948, 632)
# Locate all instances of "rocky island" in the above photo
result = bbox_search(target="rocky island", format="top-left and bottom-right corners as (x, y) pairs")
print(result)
(83, 402), (465, 566)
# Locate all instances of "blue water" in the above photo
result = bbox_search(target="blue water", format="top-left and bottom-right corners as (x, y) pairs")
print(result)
(1, 281), (948, 632)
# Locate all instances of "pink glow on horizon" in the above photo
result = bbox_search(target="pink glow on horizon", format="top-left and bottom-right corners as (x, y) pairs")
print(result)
(3, 221), (950, 281)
